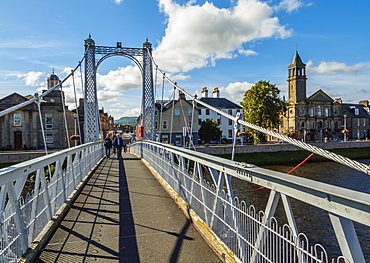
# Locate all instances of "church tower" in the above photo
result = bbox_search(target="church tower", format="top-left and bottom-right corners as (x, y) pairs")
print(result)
(287, 51), (307, 103)
(47, 69), (61, 90)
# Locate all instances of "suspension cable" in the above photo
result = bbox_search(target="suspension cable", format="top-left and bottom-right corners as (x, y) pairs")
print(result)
(189, 96), (196, 149)
(59, 84), (71, 148)
(158, 73), (166, 142)
(35, 94), (48, 155)
(0, 48), (88, 118)
(72, 69), (83, 145)
(169, 87), (176, 144)
(144, 47), (370, 175)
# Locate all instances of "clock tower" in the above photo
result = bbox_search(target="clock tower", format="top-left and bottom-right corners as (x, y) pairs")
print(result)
(287, 51), (307, 103)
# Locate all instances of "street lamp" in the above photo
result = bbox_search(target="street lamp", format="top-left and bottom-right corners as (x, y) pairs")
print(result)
(343, 114), (347, 142)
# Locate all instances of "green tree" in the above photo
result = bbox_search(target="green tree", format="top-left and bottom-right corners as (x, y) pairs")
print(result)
(199, 119), (222, 143)
(241, 80), (286, 143)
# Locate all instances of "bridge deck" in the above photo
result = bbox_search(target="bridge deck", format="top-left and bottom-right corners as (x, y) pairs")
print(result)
(36, 153), (220, 262)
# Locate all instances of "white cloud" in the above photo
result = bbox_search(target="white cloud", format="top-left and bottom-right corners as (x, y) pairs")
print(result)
(97, 66), (141, 91)
(97, 89), (122, 102)
(220, 81), (254, 95)
(114, 0), (123, 4)
(154, 0), (292, 73)
(276, 0), (304, 13)
(238, 49), (258, 56)
(307, 60), (370, 74)
(16, 71), (45, 86)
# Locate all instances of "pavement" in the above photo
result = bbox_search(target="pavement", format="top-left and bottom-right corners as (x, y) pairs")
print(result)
(35, 153), (221, 263)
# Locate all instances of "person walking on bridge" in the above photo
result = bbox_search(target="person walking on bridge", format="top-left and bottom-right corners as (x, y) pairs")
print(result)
(113, 133), (124, 159)
(104, 133), (113, 159)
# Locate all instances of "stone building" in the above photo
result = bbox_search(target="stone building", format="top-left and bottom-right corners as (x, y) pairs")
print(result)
(155, 91), (199, 146)
(281, 51), (370, 141)
(198, 87), (243, 143)
(0, 72), (75, 150)
(340, 100), (370, 140)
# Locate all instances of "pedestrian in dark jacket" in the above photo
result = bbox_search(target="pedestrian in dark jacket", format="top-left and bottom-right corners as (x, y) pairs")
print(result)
(113, 133), (124, 159)
(104, 133), (113, 159)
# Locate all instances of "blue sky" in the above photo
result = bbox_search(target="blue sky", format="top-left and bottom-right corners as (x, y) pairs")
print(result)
(1, 0), (370, 119)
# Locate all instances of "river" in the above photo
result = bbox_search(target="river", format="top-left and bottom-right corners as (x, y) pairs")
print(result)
(231, 159), (370, 261)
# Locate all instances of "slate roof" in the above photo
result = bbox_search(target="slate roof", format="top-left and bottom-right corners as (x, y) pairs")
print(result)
(198, 97), (242, 109)
(342, 103), (370, 118)
(290, 51), (305, 66)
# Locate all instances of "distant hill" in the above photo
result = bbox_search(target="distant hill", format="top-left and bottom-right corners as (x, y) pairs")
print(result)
(115, 116), (137, 125)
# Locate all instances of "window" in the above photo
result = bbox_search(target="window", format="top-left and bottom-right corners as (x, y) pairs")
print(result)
(228, 119), (232, 125)
(355, 108), (359, 115)
(324, 107), (329, 117)
(364, 119), (366, 126)
(45, 114), (53, 129)
(14, 114), (21, 126)
(228, 129), (233, 138)
(188, 109), (193, 116)
(317, 106), (322, 117)
(162, 120), (167, 130)
(309, 107), (314, 117)
(228, 109), (232, 115)
(205, 109), (210, 115)
(175, 109), (180, 116)
(198, 119), (201, 125)
(358, 119), (361, 127)
(46, 134), (53, 144)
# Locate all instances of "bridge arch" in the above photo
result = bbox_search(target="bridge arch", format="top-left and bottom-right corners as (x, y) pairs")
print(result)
(84, 35), (154, 143)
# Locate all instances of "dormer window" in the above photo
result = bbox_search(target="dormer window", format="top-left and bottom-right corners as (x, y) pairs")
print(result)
(355, 108), (359, 115)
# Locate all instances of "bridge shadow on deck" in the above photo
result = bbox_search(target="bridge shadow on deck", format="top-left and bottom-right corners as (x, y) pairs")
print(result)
(36, 153), (220, 262)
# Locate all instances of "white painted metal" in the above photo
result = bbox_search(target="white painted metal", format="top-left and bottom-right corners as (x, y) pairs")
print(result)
(0, 142), (104, 261)
(131, 140), (368, 263)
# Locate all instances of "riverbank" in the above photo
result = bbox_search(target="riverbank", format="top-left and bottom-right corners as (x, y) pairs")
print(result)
(215, 147), (370, 166)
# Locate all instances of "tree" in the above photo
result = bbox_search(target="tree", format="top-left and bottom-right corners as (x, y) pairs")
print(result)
(199, 119), (222, 143)
(241, 80), (286, 143)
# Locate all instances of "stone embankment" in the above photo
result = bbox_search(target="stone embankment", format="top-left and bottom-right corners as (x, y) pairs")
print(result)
(1, 141), (370, 164)
(195, 141), (370, 155)
(0, 150), (55, 164)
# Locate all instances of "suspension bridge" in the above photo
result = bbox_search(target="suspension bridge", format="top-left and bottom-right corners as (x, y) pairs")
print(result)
(0, 36), (369, 263)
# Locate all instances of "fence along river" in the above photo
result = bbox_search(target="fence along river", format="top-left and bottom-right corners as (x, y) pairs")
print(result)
(230, 158), (370, 261)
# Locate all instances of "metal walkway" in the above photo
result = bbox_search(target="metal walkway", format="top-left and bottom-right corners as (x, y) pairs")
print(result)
(35, 153), (221, 262)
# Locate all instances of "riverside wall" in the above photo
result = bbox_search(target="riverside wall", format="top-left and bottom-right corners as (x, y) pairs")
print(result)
(0, 151), (51, 164)
(195, 141), (370, 155)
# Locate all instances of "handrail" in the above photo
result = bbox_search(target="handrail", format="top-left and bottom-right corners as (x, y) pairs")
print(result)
(131, 140), (369, 262)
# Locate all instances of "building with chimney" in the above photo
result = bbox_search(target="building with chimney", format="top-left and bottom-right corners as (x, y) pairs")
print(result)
(198, 87), (243, 143)
(155, 91), (199, 146)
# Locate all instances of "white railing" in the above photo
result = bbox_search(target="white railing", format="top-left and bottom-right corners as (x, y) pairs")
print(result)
(131, 141), (370, 263)
(0, 142), (104, 262)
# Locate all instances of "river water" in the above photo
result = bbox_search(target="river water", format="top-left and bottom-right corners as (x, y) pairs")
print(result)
(231, 159), (370, 261)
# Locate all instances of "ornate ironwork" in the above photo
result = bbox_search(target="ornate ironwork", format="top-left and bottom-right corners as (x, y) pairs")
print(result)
(83, 36), (154, 142)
